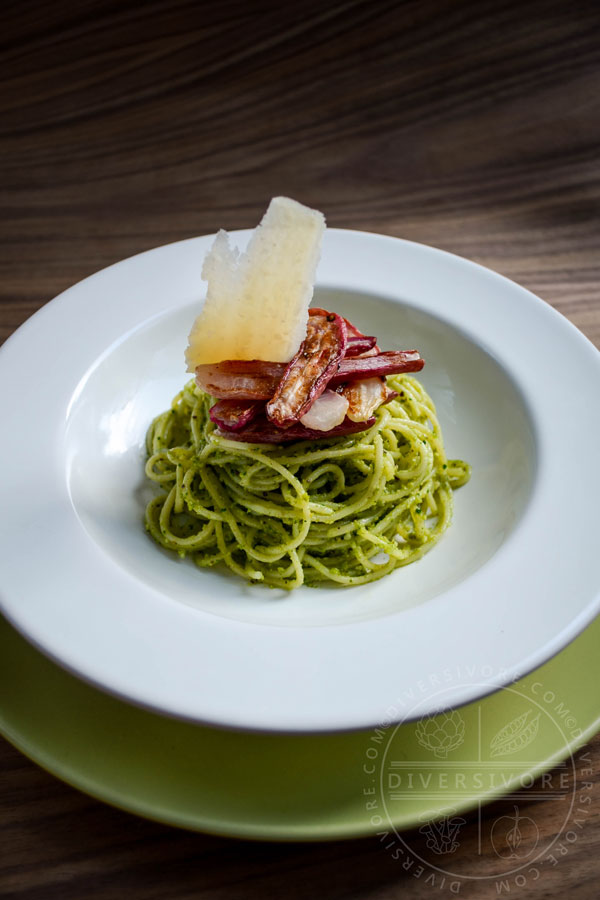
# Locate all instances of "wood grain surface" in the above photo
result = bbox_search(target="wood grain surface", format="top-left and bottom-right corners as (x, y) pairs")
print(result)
(1, 0), (599, 897)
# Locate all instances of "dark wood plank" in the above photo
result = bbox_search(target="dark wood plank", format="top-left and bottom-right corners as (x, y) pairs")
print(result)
(1, 0), (599, 897)
(1, 0), (599, 346)
(1, 735), (599, 899)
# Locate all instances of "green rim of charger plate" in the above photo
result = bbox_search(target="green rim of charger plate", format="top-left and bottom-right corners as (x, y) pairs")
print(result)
(1, 613), (598, 841)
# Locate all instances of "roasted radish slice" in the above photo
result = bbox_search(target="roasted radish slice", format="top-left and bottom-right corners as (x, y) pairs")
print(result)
(266, 311), (347, 427)
(195, 359), (283, 400)
(217, 415), (376, 444)
(209, 399), (261, 431)
(195, 350), (424, 401)
(342, 377), (398, 422)
(328, 350), (424, 385)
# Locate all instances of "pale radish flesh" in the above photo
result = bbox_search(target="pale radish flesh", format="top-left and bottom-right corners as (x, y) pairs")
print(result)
(300, 389), (349, 431)
(342, 377), (398, 422)
(195, 359), (283, 399)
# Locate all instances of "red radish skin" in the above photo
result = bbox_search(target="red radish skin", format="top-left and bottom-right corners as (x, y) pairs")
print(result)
(196, 350), (423, 400)
(339, 315), (382, 356)
(344, 335), (378, 356)
(217, 415), (376, 444)
(311, 310), (377, 355)
(339, 313), (367, 339)
(209, 399), (262, 431)
(328, 351), (423, 385)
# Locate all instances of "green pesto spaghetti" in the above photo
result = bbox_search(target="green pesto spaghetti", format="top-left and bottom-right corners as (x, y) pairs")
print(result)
(144, 374), (470, 589)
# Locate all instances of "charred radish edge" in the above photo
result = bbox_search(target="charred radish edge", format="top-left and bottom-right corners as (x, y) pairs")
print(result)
(309, 309), (376, 357)
(312, 309), (364, 339)
(342, 317), (364, 339)
(217, 415), (376, 444)
(344, 335), (378, 357)
(195, 350), (424, 400)
(266, 311), (348, 427)
(209, 399), (262, 431)
(341, 315), (380, 355)
(341, 316), (381, 356)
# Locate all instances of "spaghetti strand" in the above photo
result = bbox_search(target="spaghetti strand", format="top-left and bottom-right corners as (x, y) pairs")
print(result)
(144, 376), (470, 589)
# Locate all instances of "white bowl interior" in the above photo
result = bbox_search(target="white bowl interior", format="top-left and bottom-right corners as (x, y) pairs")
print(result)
(66, 287), (536, 627)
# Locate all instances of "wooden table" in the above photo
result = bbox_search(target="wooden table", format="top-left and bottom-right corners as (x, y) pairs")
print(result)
(1, 1), (599, 897)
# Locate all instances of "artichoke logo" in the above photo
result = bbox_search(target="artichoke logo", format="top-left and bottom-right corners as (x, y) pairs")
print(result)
(415, 710), (465, 758)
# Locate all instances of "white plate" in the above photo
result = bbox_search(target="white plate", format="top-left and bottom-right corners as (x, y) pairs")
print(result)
(1, 230), (598, 732)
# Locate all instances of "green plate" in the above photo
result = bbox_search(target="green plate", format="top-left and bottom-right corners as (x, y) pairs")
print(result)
(1, 613), (598, 841)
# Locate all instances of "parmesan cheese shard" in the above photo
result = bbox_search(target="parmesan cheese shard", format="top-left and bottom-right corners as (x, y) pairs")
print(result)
(185, 197), (326, 370)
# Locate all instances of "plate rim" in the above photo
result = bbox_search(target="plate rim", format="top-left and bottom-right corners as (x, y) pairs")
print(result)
(0, 228), (599, 733)
(1, 611), (599, 841)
